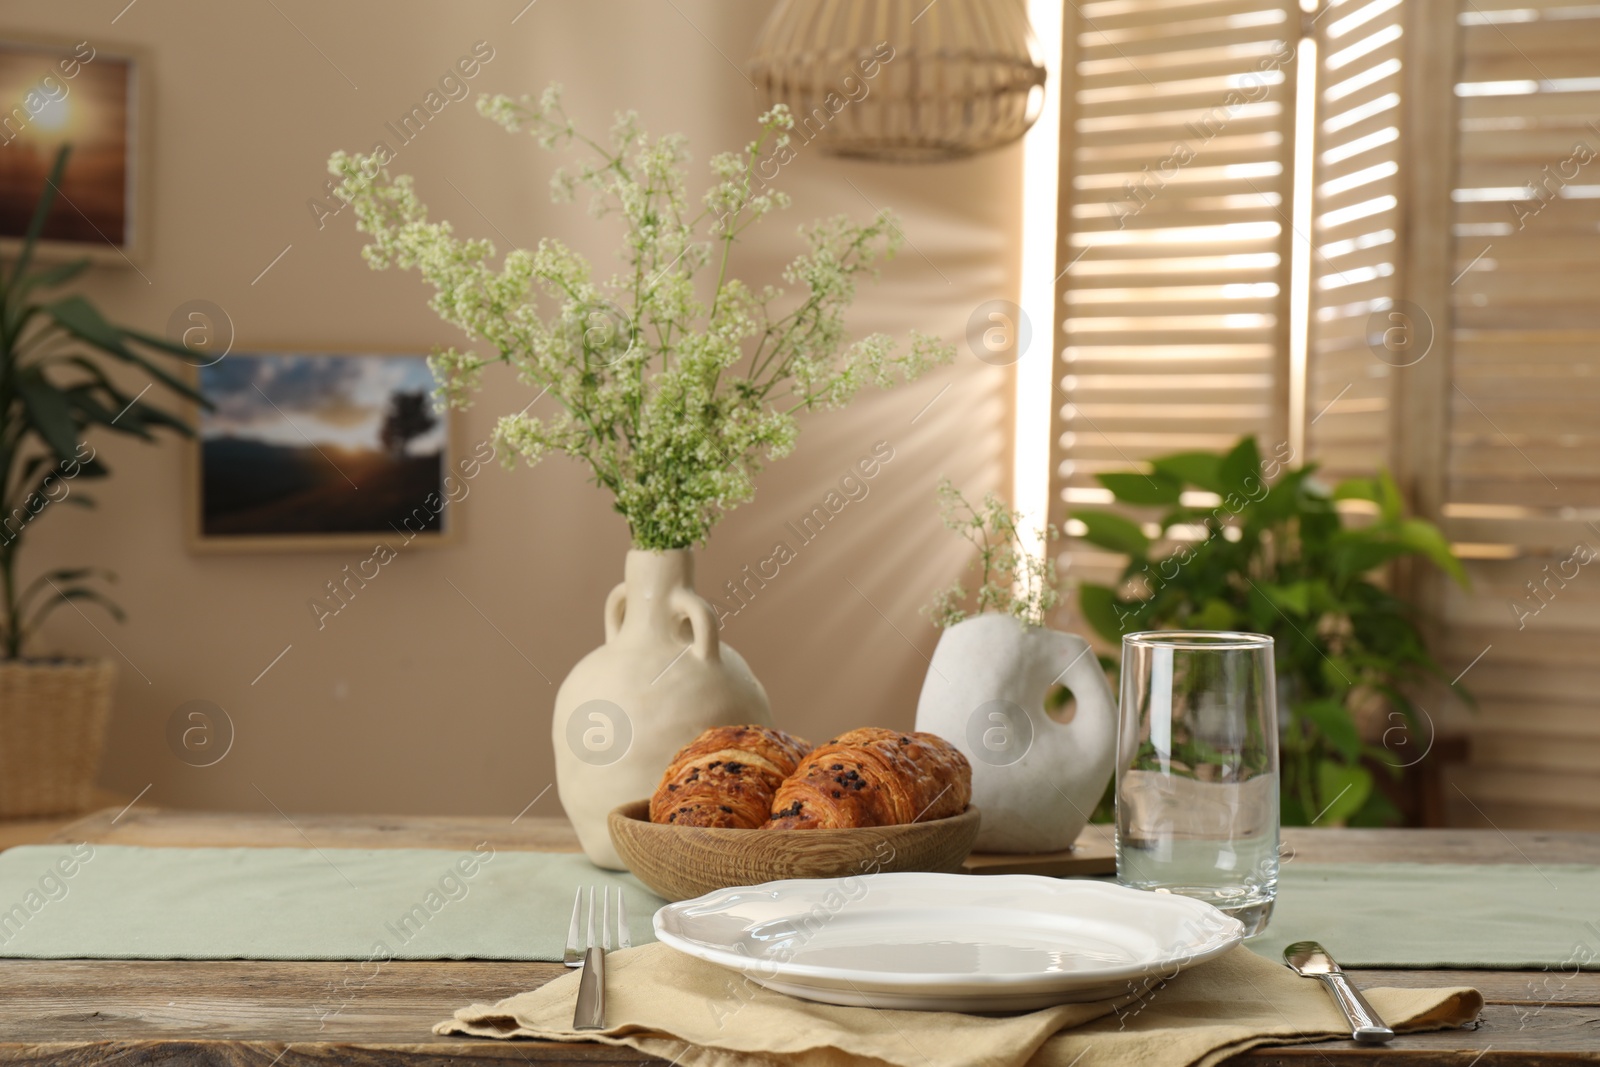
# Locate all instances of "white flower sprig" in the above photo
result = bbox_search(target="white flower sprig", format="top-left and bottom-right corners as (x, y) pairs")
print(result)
(927, 480), (1061, 629)
(328, 86), (952, 550)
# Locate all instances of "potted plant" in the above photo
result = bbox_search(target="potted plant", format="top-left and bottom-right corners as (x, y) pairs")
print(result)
(1071, 437), (1470, 827)
(913, 482), (1119, 853)
(328, 88), (952, 866)
(0, 146), (203, 816)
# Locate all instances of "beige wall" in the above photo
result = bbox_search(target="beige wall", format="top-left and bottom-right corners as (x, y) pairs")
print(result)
(16, 1), (1021, 818)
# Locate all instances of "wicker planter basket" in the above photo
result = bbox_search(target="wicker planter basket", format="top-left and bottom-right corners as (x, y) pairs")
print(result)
(0, 659), (116, 817)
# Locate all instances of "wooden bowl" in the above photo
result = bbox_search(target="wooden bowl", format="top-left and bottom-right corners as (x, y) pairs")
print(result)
(607, 799), (982, 901)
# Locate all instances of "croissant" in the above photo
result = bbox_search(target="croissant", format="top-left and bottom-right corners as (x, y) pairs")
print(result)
(649, 725), (813, 828)
(762, 727), (971, 829)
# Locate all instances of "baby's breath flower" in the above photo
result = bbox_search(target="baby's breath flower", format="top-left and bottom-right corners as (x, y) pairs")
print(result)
(428, 346), (487, 409)
(328, 85), (955, 550)
(926, 480), (1062, 629)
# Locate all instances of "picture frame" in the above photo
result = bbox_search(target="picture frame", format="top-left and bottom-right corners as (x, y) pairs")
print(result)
(0, 36), (149, 266)
(185, 351), (468, 553)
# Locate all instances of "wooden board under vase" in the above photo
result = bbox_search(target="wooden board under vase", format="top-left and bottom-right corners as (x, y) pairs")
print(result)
(961, 828), (1118, 878)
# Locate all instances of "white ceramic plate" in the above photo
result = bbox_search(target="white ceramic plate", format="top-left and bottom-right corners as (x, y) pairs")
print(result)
(653, 872), (1244, 1011)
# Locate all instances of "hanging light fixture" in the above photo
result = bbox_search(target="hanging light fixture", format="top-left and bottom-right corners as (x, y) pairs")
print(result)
(747, 0), (1048, 163)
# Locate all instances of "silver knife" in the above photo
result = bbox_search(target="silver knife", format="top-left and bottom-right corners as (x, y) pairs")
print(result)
(1283, 941), (1395, 1044)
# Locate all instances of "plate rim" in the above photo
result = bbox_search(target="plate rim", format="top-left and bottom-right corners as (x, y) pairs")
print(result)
(653, 872), (1246, 992)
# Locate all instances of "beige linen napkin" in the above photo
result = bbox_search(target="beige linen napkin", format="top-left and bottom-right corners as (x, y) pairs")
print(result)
(436, 943), (1481, 1067)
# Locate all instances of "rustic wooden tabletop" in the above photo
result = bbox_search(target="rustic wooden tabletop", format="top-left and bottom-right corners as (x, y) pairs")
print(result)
(1, 809), (1596, 1065)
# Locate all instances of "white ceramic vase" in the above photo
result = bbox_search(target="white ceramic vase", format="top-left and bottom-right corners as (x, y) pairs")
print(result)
(553, 549), (772, 869)
(913, 613), (1117, 853)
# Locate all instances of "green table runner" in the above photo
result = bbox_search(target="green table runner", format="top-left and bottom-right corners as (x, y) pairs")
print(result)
(1, 844), (1595, 968)
(1248, 861), (1600, 970)
(0, 843), (664, 960)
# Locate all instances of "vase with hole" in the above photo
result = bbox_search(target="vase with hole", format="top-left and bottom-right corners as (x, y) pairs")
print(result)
(914, 613), (1117, 853)
(554, 549), (772, 869)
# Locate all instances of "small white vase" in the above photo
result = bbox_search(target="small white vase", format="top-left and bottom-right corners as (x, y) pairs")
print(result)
(553, 549), (772, 869)
(913, 613), (1117, 853)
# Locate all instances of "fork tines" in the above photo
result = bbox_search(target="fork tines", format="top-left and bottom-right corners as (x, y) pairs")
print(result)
(564, 884), (632, 968)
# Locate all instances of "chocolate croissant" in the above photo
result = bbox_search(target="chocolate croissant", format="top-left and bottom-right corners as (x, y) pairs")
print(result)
(762, 727), (971, 829)
(649, 725), (813, 828)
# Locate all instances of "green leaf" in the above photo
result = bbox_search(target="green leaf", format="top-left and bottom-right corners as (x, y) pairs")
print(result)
(1320, 656), (1356, 696)
(43, 295), (203, 404)
(55, 358), (191, 436)
(1259, 580), (1312, 616)
(1078, 583), (1133, 643)
(1150, 451), (1226, 494)
(1362, 743), (1406, 781)
(13, 455), (48, 493)
(1333, 477), (1378, 503)
(1096, 470), (1183, 505)
(1347, 789), (1402, 828)
(1313, 761), (1373, 826)
(44, 293), (133, 348)
(35, 566), (97, 583)
(18, 377), (79, 460)
(1190, 597), (1239, 630)
(123, 326), (216, 379)
(1328, 529), (1413, 580)
(1297, 698), (1361, 762)
(1375, 470), (1404, 524)
(65, 387), (153, 438)
(1395, 518), (1469, 587)
(24, 584), (125, 634)
(1303, 579), (1339, 617)
(1243, 580), (1281, 632)
(1158, 503), (1213, 527)
(59, 353), (136, 397)
(11, 144), (71, 285)
(125, 401), (193, 435)
(74, 455), (110, 479)
(16, 567), (103, 613)
(17, 257), (89, 296)
(1219, 436), (1263, 497)
(1071, 511), (1150, 556)
(1251, 466), (1312, 526)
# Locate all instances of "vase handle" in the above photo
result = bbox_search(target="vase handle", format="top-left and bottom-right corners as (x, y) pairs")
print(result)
(670, 589), (721, 663)
(1050, 631), (1118, 772)
(603, 582), (627, 643)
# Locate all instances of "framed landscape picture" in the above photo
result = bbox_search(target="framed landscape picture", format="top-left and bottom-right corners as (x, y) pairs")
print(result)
(0, 37), (146, 264)
(188, 352), (457, 552)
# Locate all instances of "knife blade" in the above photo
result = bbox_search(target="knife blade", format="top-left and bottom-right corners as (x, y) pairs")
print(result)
(1283, 941), (1395, 1045)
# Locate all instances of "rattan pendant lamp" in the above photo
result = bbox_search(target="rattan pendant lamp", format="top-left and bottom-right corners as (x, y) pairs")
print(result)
(747, 0), (1047, 162)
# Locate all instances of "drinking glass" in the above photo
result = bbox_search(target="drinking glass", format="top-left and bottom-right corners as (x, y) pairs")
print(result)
(1115, 631), (1279, 936)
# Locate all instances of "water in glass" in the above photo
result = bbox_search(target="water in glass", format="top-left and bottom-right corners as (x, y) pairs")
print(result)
(1115, 632), (1279, 936)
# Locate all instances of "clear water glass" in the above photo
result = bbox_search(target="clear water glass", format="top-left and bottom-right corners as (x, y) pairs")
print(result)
(1115, 631), (1279, 936)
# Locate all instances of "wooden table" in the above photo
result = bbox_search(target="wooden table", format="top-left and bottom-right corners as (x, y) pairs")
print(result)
(0, 790), (128, 852)
(1, 810), (1597, 1065)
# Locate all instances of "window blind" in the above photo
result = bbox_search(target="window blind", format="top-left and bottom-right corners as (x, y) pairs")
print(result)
(1051, 0), (1301, 590)
(1047, 0), (1600, 827)
(1434, 0), (1600, 828)
(1305, 0), (1405, 487)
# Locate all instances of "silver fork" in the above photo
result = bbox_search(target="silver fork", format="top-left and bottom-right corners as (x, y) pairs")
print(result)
(565, 885), (630, 1030)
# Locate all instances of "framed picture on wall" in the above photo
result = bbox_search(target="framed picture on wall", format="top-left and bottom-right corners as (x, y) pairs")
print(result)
(0, 37), (147, 264)
(187, 351), (461, 552)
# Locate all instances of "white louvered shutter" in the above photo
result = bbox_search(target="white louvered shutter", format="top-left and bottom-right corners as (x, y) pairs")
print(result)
(1050, 0), (1301, 588)
(1305, 0), (1405, 486)
(1433, 0), (1600, 828)
(1047, 0), (1600, 827)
